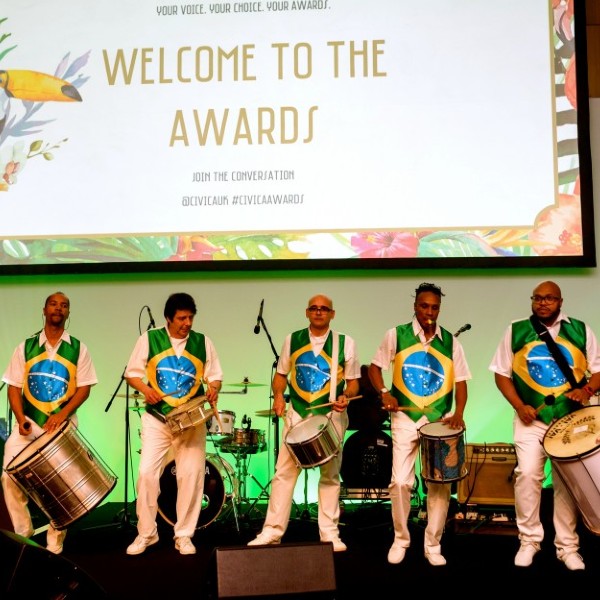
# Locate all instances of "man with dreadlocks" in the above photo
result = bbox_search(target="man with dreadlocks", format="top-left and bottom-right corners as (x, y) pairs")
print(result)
(369, 282), (470, 566)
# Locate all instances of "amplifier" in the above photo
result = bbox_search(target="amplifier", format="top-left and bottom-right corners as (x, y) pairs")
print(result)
(457, 443), (516, 506)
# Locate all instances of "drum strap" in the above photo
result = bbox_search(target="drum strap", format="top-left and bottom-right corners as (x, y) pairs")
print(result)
(529, 316), (584, 390)
(329, 332), (339, 404)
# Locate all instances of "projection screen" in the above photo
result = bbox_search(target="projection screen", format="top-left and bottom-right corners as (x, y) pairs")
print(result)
(0, 0), (594, 273)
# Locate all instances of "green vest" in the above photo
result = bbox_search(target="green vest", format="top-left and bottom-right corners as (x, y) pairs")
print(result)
(22, 332), (81, 427)
(390, 323), (455, 423)
(145, 328), (208, 417)
(511, 317), (587, 424)
(287, 328), (346, 418)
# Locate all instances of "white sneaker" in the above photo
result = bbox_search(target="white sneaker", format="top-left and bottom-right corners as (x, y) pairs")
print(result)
(247, 532), (281, 546)
(175, 536), (196, 555)
(126, 534), (159, 556)
(514, 542), (540, 567)
(425, 552), (446, 566)
(387, 541), (407, 564)
(321, 537), (347, 552)
(559, 552), (585, 571)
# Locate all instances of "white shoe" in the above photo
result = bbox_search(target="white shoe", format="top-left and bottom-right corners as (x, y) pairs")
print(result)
(425, 552), (446, 566)
(248, 532), (281, 546)
(175, 536), (196, 555)
(514, 542), (540, 567)
(559, 552), (585, 571)
(387, 541), (407, 564)
(126, 534), (159, 556)
(321, 537), (347, 552)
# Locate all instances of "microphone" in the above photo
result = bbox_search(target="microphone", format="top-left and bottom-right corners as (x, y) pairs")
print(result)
(147, 306), (156, 329)
(454, 323), (472, 337)
(254, 299), (264, 334)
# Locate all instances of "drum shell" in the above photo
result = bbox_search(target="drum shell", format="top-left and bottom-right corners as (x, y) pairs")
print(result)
(543, 406), (600, 535)
(207, 410), (236, 438)
(285, 415), (341, 468)
(166, 396), (213, 434)
(418, 421), (467, 483)
(5, 420), (117, 530)
(158, 454), (237, 529)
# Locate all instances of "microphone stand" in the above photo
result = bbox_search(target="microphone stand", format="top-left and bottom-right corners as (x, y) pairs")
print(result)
(255, 314), (280, 469)
(97, 366), (137, 531)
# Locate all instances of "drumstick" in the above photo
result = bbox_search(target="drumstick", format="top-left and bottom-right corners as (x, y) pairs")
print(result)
(308, 395), (363, 410)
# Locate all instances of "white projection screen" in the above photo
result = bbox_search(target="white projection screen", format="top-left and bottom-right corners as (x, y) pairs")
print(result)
(0, 0), (595, 274)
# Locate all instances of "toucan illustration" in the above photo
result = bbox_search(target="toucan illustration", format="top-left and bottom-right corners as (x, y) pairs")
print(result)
(0, 69), (81, 102)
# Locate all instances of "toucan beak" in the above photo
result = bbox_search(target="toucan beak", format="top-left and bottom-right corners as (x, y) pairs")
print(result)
(0, 69), (82, 102)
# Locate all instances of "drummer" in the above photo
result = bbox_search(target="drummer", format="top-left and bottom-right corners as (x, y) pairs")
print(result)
(247, 293), (360, 552)
(1, 291), (98, 555)
(490, 280), (600, 571)
(124, 292), (223, 556)
(368, 282), (470, 566)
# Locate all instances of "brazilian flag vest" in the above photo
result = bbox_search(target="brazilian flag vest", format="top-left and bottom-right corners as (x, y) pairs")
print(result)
(391, 323), (455, 423)
(288, 328), (346, 418)
(23, 333), (81, 427)
(146, 328), (207, 417)
(511, 317), (587, 424)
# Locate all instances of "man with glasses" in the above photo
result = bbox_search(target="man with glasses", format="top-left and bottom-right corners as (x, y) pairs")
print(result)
(490, 280), (600, 570)
(247, 294), (360, 551)
(368, 282), (470, 566)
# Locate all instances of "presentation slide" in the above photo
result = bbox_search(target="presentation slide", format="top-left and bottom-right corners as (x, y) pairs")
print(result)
(0, 1), (592, 270)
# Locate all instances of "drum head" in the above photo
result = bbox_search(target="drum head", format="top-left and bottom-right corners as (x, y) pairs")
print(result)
(158, 456), (227, 529)
(543, 406), (600, 459)
(5, 420), (69, 472)
(285, 415), (329, 444)
(340, 430), (392, 489)
(419, 421), (463, 439)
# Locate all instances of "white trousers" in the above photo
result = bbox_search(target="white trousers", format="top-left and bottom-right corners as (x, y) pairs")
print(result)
(513, 416), (580, 555)
(259, 408), (348, 540)
(1, 417), (70, 551)
(388, 412), (451, 554)
(135, 411), (206, 539)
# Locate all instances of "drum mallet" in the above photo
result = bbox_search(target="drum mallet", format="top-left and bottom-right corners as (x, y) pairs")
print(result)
(535, 394), (555, 414)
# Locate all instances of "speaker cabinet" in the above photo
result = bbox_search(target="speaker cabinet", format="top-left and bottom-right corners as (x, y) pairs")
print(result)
(0, 529), (107, 598)
(210, 542), (336, 598)
(457, 443), (516, 506)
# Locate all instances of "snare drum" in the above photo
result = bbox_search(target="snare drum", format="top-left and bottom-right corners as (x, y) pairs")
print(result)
(418, 421), (467, 483)
(5, 420), (117, 530)
(543, 406), (600, 535)
(207, 410), (236, 438)
(158, 454), (237, 529)
(166, 396), (214, 434)
(284, 414), (341, 468)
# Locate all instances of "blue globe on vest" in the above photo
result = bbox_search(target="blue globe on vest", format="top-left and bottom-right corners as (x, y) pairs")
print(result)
(156, 356), (196, 398)
(401, 351), (444, 397)
(527, 345), (570, 388)
(27, 359), (70, 402)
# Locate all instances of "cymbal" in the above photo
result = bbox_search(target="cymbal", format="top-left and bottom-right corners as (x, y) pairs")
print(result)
(114, 393), (144, 399)
(255, 409), (281, 418)
(226, 381), (268, 387)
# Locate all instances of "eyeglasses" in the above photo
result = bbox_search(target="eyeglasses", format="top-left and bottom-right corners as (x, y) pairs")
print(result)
(531, 295), (561, 304)
(307, 305), (333, 313)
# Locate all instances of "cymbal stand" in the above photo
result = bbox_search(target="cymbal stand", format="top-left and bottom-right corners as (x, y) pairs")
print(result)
(230, 446), (270, 520)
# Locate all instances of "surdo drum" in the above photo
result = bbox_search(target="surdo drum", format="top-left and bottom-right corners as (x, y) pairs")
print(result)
(5, 420), (117, 530)
(284, 414), (341, 468)
(418, 421), (468, 483)
(543, 406), (600, 535)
